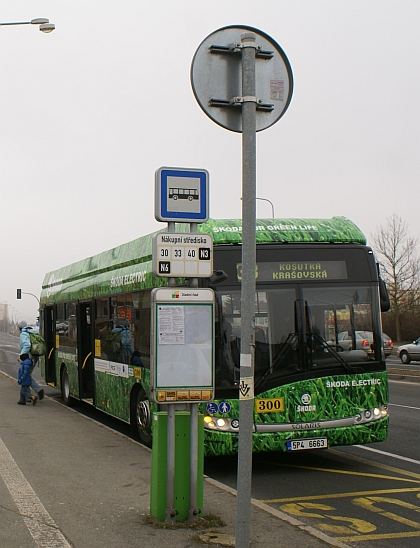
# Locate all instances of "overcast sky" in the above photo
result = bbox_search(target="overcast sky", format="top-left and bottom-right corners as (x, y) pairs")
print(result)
(1, 1), (418, 324)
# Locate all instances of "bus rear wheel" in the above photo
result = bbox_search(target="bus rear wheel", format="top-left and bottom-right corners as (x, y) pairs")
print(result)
(135, 389), (152, 447)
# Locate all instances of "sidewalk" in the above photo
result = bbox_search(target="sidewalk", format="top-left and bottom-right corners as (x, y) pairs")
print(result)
(0, 371), (343, 548)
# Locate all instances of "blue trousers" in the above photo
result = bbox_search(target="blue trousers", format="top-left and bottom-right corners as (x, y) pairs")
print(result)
(30, 358), (41, 395)
(20, 385), (31, 402)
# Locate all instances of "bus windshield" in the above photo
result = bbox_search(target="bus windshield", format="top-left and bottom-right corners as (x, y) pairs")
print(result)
(216, 284), (380, 394)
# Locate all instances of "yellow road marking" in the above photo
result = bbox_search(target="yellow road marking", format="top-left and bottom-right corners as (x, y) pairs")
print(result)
(261, 486), (420, 504)
(353, 496), (420, 529)
(329, 448), (420, 481)
(336, 530), (420, 542)
(317, 514), (376, 535)
(280, 502), (376, 534)
(260, 462), (419, 484)
(258, 450), (420, 543)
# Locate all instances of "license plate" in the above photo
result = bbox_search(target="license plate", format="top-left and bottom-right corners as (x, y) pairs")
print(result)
(286, 438), (328, 451)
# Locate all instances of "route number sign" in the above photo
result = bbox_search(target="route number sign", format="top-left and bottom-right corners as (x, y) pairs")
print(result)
(152, 232), (213, 277)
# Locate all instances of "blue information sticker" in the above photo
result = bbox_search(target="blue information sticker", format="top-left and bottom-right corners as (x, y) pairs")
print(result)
(206, 402), (219, 415)
(218, 402), (231, 414)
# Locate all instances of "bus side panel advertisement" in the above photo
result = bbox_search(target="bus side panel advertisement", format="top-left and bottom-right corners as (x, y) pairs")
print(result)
(94, 368), (154, 423)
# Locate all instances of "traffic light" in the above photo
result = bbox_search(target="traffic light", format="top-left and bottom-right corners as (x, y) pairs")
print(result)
(17, 289), (21, 299)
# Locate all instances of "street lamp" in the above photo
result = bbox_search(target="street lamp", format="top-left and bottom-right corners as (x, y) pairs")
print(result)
(0, 302), (8, 334)
(0, 18), (55, 33)
(240, 196), (275, 218)
(17, 291), (40, 306)
(9, 306), (17, 333)
(256, 197), (275, 218)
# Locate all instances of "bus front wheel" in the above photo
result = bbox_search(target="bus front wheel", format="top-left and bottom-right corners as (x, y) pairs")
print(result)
(61, 367), (73, 406)
(135, 389), (152, 447)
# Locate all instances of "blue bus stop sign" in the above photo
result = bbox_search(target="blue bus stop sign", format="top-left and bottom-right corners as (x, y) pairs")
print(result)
(155, 166), (209, 223)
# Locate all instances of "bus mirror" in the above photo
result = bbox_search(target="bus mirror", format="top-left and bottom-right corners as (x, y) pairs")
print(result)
(379, 277), (390, 312)
(376, 263), (390, 313)
(209, 270), (228, 285)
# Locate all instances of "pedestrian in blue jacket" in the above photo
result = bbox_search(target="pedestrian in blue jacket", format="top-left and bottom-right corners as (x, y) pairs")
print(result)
(18, 320), (44, 401)
(17, 354), (38, 405)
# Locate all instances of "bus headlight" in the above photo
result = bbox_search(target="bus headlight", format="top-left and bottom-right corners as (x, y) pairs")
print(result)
(204, 416), (216, 429)
(203, 416), (240, 432)
(354, 405), (388, 424)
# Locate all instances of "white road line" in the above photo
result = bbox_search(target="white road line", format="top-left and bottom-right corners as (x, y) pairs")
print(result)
(0, 436), (71, 548)
(389, 402), (420, 410)
(389, 379), (420, 385)
(355, 444), (420, 465)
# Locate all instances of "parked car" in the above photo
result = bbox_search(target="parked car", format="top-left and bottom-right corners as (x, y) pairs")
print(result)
(382, 333), (394, 357)
(336, 331), (393, 357)
(397, 337), (420, 364)
(337, 331), (369, 352)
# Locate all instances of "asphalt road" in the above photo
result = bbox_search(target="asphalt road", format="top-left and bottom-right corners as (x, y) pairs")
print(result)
(387, 353), (420, 368)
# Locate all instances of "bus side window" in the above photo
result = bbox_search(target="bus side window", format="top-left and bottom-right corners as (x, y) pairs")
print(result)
(132, 291), (151, 369)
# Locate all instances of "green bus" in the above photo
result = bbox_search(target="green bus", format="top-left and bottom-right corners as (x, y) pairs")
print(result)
(39, 217), (390, 456)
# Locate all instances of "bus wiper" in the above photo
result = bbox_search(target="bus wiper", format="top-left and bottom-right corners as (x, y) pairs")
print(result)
(255, 333), (298, 392)
(304, 301), (355, 373)
(311, 333), (355, 374)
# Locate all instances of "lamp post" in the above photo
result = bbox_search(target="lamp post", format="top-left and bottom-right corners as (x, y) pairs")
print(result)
(17, 291), (40, 326)
(18, 291), (40, 306)
(241, 196), (275, 218)
(9, 306), (16, 333)
(0, 302), (8, 334)
(0, 18), (55, 33)
(256, 197), (275, 218)
(2, 18), (54, 325)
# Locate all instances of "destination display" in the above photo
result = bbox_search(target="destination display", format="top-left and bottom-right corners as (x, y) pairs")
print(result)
(237, 261), (348, 282)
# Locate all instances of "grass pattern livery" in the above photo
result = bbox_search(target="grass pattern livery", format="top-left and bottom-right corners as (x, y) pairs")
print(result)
(39, 217), (389, 455)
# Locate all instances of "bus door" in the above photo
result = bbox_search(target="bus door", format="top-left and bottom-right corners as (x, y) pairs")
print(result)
(43, 305), (56, 384)
(77, 301), (95, 403)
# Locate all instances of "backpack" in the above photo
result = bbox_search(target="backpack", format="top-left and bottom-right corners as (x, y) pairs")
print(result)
(29, 332), (46, 356)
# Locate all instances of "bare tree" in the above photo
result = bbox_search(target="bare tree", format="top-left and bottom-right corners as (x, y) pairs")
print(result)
(371, 214), (420, 341)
